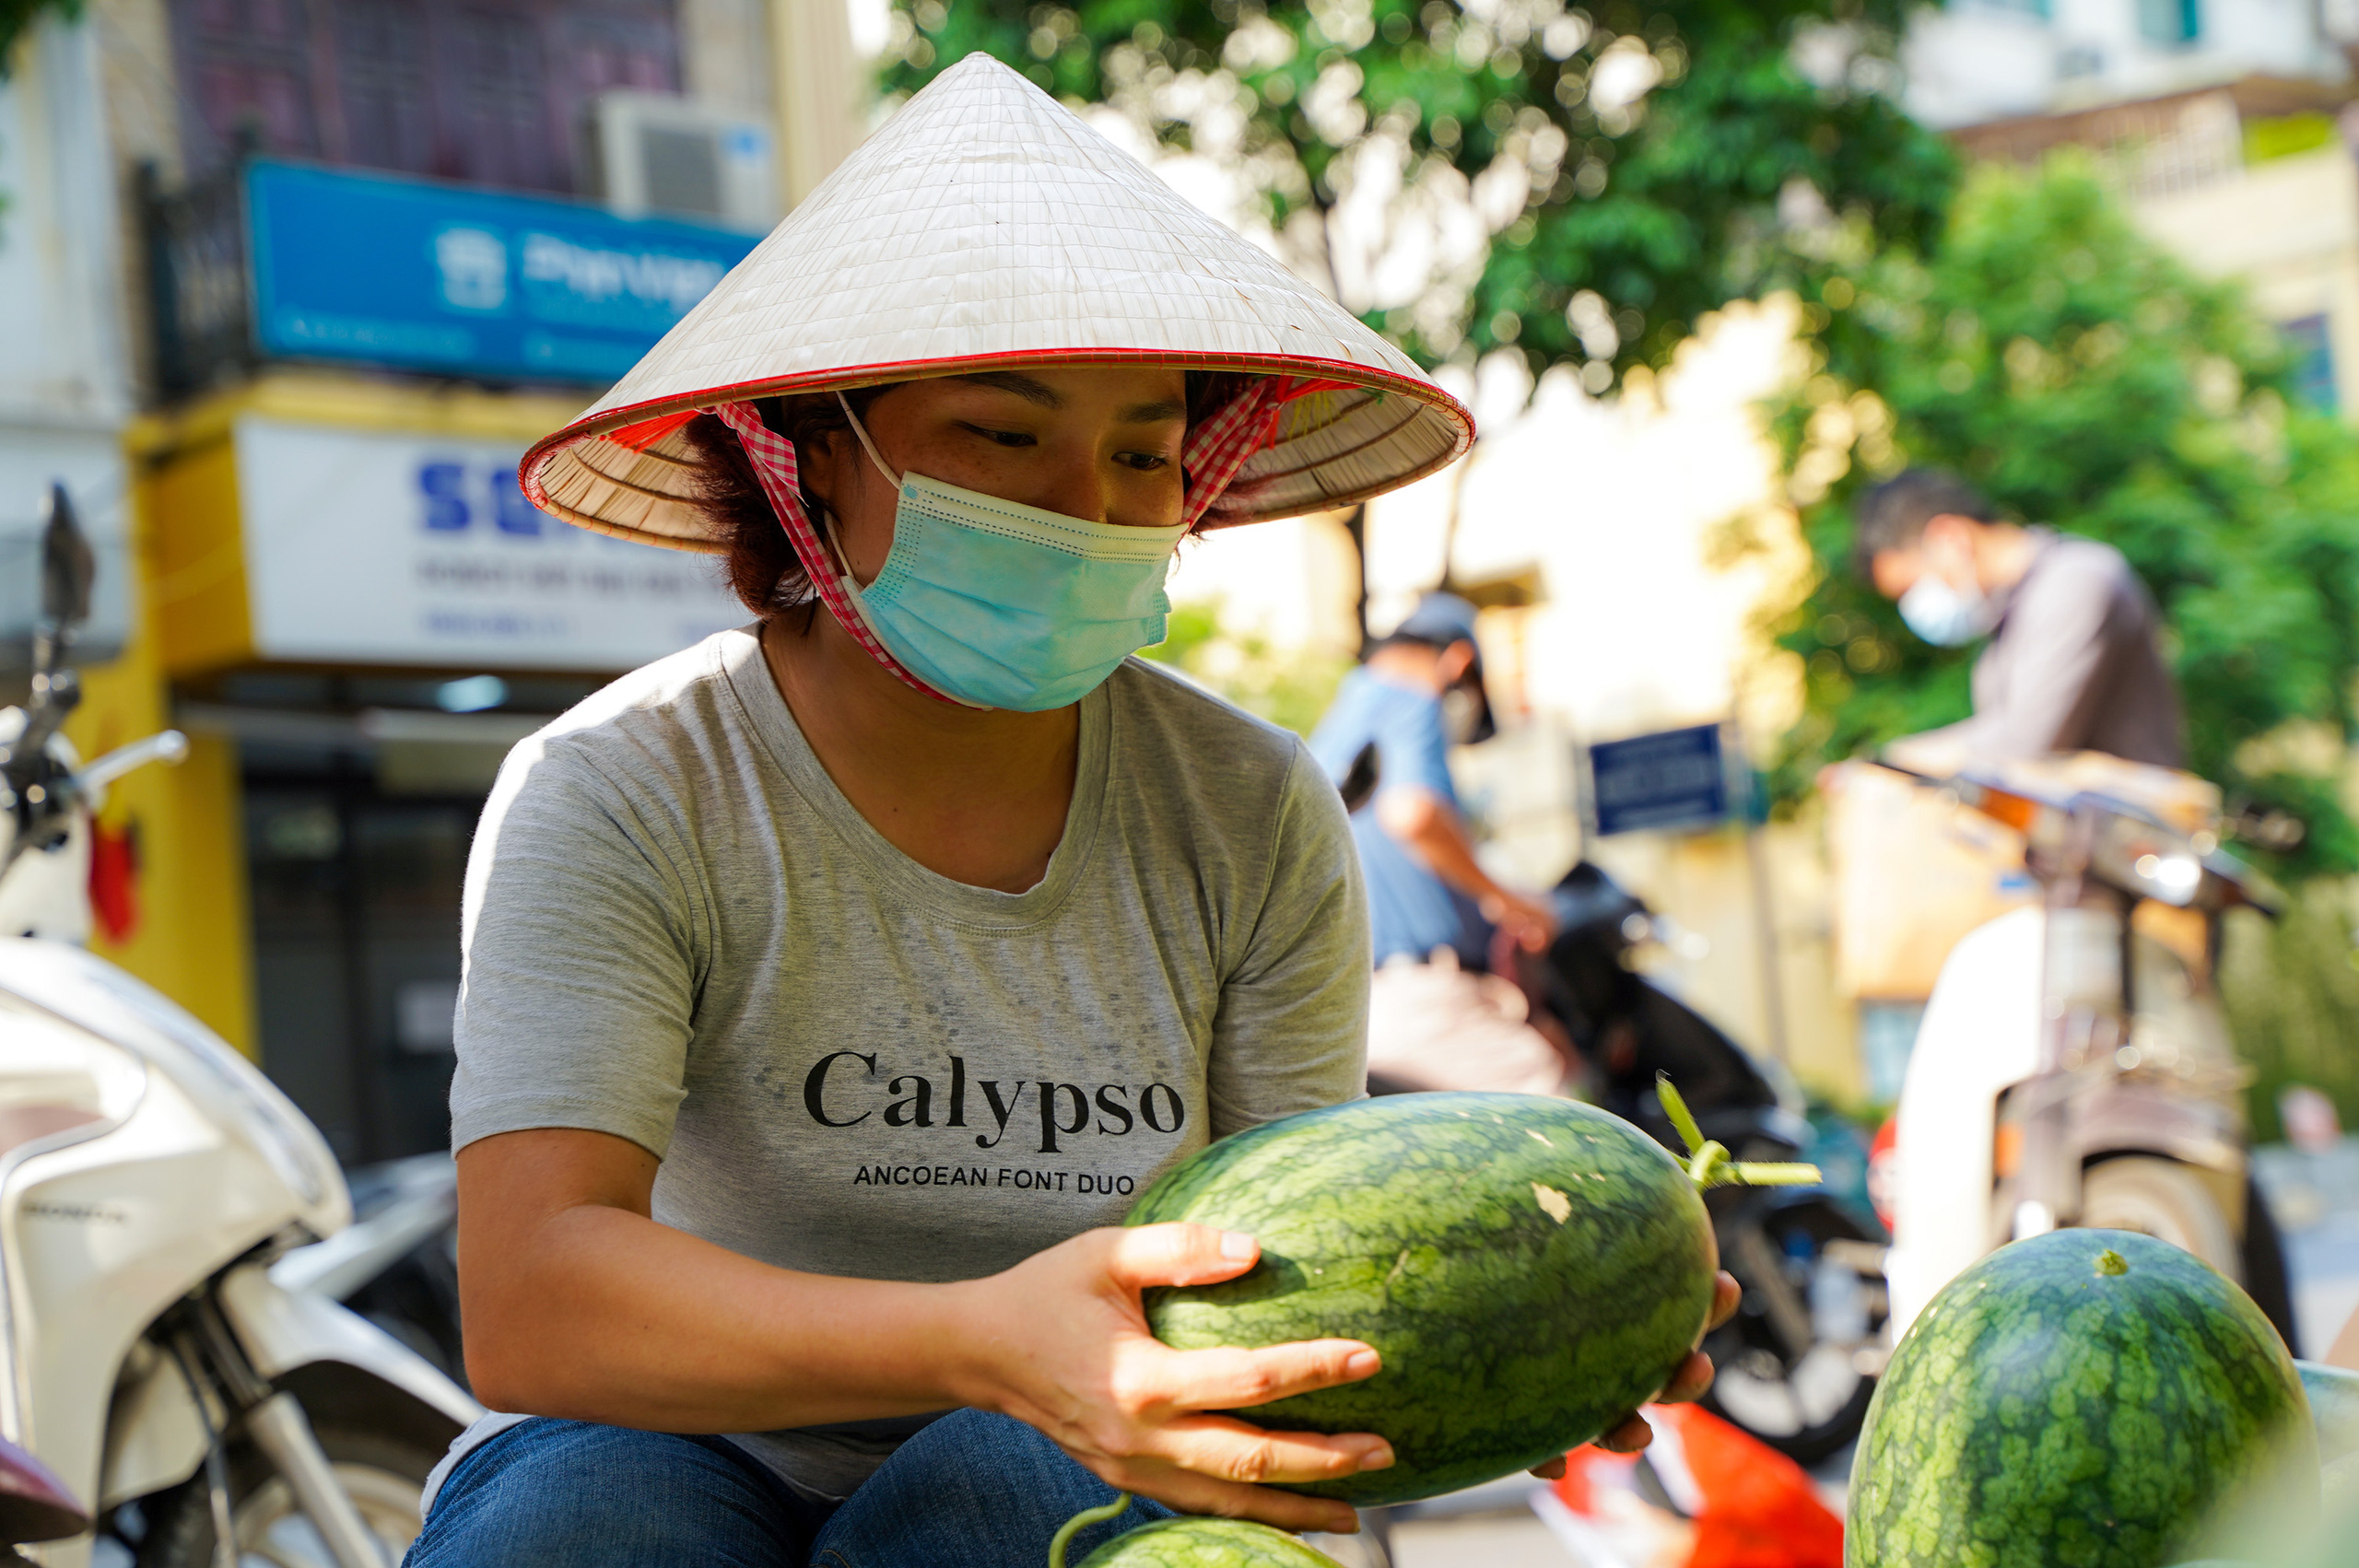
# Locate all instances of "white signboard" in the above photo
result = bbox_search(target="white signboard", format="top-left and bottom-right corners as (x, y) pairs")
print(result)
(236, 416), (745, 670)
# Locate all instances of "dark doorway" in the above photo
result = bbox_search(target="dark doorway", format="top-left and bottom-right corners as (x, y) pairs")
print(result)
(246, 765), (482, 1163)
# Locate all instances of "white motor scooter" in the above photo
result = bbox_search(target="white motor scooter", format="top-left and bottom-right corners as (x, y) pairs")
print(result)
(2, 486), (479, 1567)
(1880, 755), (2292, 1348)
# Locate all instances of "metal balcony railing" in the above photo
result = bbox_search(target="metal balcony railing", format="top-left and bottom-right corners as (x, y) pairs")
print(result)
(140, 158), (254, 401)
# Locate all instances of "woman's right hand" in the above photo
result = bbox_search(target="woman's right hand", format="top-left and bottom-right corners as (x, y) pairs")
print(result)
(947, 1223), (1390, 1534)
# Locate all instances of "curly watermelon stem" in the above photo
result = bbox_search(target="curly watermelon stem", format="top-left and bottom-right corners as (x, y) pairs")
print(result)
(1048, 1494), (1132, 1568)
(1656, 1074), (1822, 1189)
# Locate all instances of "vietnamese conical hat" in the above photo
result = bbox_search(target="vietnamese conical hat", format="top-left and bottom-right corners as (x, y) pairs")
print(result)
(522, 52), (1473, 552)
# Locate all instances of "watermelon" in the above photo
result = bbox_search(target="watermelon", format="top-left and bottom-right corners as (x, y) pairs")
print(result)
(1048, 1496), (1338, 1568)
(1125, 1092), (1721, 1505)
(1846, 1229), (2318, 1568)
(1067, 1518), (1340, 1567)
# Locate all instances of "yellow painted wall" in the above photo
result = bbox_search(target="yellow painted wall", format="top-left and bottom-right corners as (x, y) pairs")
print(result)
(144, 428), (252, 674)
(66, 501), (259, 1056)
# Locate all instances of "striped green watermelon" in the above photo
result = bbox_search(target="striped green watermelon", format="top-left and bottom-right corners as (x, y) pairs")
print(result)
(1068, 1519), (1339, 1567)
(1124, 1092), (1721, 1506)
(1049, 1496), (1339, 1568)
(1846, 1229), (2317, 1568)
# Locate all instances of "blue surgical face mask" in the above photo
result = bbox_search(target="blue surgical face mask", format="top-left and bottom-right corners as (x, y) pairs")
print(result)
(826, 396), (1187, 711)
(1897, 573), (1996, 648)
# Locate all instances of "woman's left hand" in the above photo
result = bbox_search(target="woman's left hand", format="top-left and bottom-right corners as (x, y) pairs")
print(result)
(1524, 1269), (1741, 1479)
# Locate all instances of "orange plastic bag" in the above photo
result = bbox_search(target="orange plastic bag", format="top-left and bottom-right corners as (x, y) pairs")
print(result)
(1544, 1405), (1842, 1568)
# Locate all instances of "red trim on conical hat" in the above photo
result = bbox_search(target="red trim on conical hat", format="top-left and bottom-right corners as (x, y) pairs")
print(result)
(608, 409), (700, 451)
(520, 348), (1474, 543)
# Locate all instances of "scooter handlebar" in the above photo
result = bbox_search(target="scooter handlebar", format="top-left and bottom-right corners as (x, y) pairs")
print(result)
(76, 730), (188, 794)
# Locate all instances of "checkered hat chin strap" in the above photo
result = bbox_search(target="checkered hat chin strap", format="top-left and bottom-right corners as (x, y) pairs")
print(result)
(709, 379), (1290, 705)
(1180, 377), (1288, 529)
(710, 400), (958, 705)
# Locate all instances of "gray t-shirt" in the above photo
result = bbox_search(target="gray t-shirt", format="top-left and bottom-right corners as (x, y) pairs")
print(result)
(439, 626), (1369, 1501)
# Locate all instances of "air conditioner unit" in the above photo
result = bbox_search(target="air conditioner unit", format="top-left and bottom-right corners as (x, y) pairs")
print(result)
(587, 91), (779, 232)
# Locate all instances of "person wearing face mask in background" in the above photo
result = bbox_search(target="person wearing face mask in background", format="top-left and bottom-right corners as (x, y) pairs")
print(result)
(1857, 468), (2185, 771)
(1308, 593), (1568, 1096)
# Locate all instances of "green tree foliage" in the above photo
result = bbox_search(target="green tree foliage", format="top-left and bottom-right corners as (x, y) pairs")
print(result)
(1143, 600), (1351, 732)
(883, 0), (1954, 382)
(2221, 893), (2359, 1142)
(1768, 157), (2359, 877)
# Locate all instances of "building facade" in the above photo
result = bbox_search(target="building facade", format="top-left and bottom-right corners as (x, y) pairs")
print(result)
(1907, 0), (2355, 130)
(1910, 0), (2359, 412)
(3, 0), (862, 1162)
(1, 19), (135, 676)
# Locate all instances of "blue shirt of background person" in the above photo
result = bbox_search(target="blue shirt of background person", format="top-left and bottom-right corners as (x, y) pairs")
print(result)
(1311, 662), (1476, 965)
(1309, 592), (1554, 967)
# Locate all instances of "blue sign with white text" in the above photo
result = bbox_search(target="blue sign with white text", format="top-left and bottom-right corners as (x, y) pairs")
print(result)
(1588, 724), (1731, 837)
(245, 161), (762, 384)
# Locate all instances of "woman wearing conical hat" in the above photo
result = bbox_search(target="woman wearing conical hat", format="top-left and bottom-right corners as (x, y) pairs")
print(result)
(414, 54), (1732, 1566)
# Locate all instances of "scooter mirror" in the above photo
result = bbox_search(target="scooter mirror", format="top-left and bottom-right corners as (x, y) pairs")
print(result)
(6, 484), (94, 803)
(38, 484), (93, 638)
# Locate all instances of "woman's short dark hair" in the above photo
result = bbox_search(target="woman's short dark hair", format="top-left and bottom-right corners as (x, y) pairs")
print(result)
(1851, 468), (2002, 578)
(684, 370), (1257, 617)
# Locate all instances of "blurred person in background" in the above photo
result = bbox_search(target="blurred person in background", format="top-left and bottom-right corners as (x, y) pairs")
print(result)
(1309, 592), (1567, 1095)
(1858, 468), (2184, 771)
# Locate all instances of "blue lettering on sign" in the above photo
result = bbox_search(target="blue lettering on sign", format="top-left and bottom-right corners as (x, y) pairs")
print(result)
(426, 610), (569, 638)
(411, 456), (663, 550)
(418, 462), (470, 531)
(417, 458), (560, 538)
(494, 467), (544, 535)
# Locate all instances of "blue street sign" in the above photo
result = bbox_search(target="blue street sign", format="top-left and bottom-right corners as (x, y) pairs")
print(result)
(1588, 723), (1731, 837)
(245, 161), (762, 385)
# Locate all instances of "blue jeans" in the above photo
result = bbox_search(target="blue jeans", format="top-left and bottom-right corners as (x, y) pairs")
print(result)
(403, 1410), (1176, 1567)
